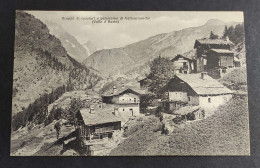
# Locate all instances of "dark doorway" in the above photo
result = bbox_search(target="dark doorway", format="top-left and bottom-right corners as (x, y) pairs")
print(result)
(130, 108), (133, 116)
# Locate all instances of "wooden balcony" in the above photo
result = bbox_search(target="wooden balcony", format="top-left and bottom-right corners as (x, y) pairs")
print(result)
(181, 65), (189, 70)
(117, 100), (140, 104)
(95, 126), (115, 134)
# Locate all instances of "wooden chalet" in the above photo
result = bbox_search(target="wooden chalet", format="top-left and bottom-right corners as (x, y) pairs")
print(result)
(76, 106), (121, 141)
(171, 54), (196, 74)
(137, 74), (153, 90)
(138, 77), (149, 89)
(194, 38), (234, 72)
(205, 49), (234, 69)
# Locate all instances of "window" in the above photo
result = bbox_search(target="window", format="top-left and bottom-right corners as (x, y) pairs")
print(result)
(123, 109), (125, 111)
(188, 97), (191, 101)
(184, 71), (187, 74)
(208, 98), (211, 103)
(179, 69), (182, 73)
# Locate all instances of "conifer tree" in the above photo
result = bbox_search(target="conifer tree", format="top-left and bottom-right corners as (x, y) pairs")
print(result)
(149, 56), (175, 97)
(210, 31), (219, 39)
(68, 98), (83, 128)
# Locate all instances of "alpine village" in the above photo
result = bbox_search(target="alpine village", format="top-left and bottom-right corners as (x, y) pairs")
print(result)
(11, 11), (249, 156)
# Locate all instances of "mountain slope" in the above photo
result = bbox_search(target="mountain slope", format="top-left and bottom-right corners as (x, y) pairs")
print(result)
(110, 97), (249, 155)
(84, 19), (239, 76)
(82, 40), (99, 56)
(12, 11), (101, 115)
(43, 21), (89, 62)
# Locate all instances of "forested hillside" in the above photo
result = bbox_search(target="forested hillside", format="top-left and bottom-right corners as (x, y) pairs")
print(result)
(12, 11), (101, 131)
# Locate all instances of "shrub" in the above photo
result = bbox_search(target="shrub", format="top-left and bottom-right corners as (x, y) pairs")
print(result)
(27, 123), (34, 131)
(44, 107), (63, 126)
(137, 117), (143, 122)
(186, 112), (196, 120)
(173, 116), (184, 124)
(140, 93), (156, 112)
(161, 124), (169, 135)
(219, 67), (247, 89)
(156, 110), (163, 121)
(152, 123), (163, 132)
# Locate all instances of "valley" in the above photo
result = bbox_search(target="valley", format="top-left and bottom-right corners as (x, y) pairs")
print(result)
(10, 11), (249, 156)
(84, 19), (239, 77)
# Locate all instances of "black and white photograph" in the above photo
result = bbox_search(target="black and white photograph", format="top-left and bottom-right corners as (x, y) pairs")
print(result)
(10, 11), (249, 156)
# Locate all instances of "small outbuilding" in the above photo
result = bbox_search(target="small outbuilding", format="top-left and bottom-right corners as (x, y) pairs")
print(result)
(173, 106), (202, 120)
(171, 54), (195, 74)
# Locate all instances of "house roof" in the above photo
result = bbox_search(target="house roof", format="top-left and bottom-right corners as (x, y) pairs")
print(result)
(137, 76), (147, 82)
(172, 49), (197, 62)
(79, 106), (121, 126)
(176, 74), (233, 95)
(174, 106), (200, 115)
(194, 39), (234, 48)
(101, 87), (145, 97)
(208, 49), (234, 54)
(172, 54), (193, 61)
(182, 49), (197, 60)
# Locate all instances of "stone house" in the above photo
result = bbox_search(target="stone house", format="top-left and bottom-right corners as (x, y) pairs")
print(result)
(161, 73), (233, 115)
(102, 86), (142, 121)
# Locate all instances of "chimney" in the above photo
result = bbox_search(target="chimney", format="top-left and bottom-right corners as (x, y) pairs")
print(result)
(89, 106), (95, 114)
(225, 36), (230, 41)
(201, 72), (207, 79)
(113, 86), (117, 94)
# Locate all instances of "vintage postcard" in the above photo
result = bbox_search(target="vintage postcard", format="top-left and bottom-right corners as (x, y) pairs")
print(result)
(11, 11), (249, 156)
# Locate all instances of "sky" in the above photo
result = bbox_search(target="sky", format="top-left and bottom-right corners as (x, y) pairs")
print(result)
(27, 11), (244, 49)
